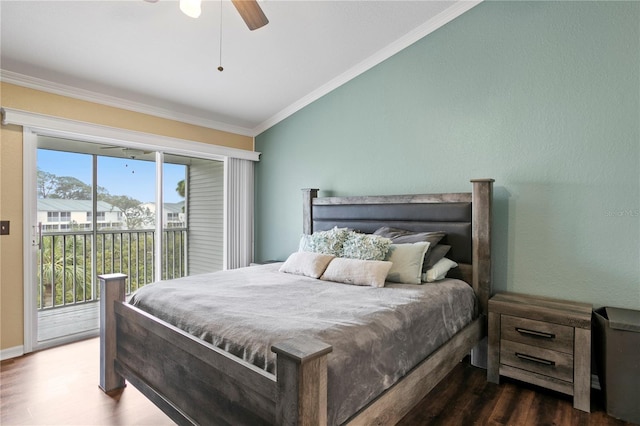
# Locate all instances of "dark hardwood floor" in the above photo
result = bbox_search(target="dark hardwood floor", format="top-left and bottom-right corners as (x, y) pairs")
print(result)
(1, 338), (633, 425)
(396, 356), (633, 426)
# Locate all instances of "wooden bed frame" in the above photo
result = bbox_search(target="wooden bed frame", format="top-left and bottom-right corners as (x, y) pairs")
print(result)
(99, 178), (494, 425)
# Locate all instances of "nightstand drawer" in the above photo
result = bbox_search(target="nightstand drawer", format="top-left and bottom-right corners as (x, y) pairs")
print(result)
(501, 315), (574, 354)
(501, 340), (574, 382)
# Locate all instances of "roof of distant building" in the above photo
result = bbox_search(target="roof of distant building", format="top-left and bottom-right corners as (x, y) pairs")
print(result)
(38, 199), (121, 212)
(140, 201), (185, 214)
(164, 202), (185, 214)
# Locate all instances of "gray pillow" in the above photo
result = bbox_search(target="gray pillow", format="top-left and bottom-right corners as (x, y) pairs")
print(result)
(373, 227), (447, 271)
(373, 227), (446, 245)
(423, 244), (451, 271)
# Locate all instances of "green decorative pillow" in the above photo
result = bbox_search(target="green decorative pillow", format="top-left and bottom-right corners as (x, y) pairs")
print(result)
(341, 232), (392, 261)
(384, 242), (430, 284)
(299, 227), (350, 256)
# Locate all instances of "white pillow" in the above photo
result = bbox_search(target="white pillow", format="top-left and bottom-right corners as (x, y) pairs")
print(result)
(422, 257), (458, 282)
(385, 242), (430, 284)
(320, 258), (392, 288)
(279, 252), (335, 279)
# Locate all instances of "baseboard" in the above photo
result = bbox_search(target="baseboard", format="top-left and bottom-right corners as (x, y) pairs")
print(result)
(0, 345), (24, 361)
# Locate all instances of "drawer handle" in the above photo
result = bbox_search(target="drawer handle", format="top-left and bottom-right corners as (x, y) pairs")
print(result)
(515, 352), (556, 366)
(515, 327), (555, 339)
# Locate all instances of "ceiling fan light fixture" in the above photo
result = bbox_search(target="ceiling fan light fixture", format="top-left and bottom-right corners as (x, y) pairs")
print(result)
(180, 0), (202, 18)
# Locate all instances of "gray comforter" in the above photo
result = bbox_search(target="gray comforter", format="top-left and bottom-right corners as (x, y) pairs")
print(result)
(129, 263), (477, 425)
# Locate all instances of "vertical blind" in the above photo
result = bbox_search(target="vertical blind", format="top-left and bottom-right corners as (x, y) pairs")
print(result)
(187, 159), (225, 274)
(225, 157), (254, 269)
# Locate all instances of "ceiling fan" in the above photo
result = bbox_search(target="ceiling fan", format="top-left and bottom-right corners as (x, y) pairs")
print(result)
(100, 146), (152, 159)
(145, 0), (269, 31)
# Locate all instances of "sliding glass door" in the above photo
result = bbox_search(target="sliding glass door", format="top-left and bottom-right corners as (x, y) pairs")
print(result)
(35, 148), (96, 343)
(33, 138), (223, 348)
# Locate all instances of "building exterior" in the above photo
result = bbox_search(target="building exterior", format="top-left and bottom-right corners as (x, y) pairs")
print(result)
(37, 199), (123, 231)
(140, 202), (186, 228)
(37, 199), (186, 232)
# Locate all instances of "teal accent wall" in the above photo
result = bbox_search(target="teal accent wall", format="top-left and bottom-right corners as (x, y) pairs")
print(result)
(255, 1), (640, 309)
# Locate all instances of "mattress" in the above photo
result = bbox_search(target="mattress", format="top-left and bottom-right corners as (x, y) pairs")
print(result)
(129, 262), (477, 425)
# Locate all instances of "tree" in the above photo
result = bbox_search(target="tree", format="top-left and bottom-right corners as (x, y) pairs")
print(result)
(176, 179), (186, 212)
(52, 176), (92, 199)
(37, 169), (57, 198)
(176, 179), (185, 198)
(38, 234), (88, 307)
(100, 194), (154, 229)
(37, 169), (108, 200)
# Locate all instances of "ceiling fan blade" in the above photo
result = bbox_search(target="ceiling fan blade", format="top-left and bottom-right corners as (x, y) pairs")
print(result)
(231, 0), (269, 31)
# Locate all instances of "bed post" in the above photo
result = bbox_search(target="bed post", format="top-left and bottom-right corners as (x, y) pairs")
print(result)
(272, 337), (333, 426)
(470, 179), (494, 317)
(470, 179), (494, 368)
(302, 188), (319, 235)
(99, 273), (127, 393)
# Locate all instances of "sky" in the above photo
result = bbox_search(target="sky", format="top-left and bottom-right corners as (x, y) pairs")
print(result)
(38, 149), (186, 203)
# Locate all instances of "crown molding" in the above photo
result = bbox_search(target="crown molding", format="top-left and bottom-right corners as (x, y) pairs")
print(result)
(252, 0), (482, 136)
(0, 70), (256, 137)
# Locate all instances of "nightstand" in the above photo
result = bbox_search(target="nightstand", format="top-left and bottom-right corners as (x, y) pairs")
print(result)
(487, 292), (592, 412)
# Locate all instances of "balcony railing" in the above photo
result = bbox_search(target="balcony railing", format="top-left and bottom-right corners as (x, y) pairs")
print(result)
(37, 228), (187, 310)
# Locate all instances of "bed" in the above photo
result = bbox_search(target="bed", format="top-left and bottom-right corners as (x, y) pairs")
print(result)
(99, 178), (494, 426)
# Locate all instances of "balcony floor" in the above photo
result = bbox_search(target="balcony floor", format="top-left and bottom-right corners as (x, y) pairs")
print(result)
(37, 302), (99, 343)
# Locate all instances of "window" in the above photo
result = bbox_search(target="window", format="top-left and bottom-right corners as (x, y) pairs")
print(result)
(47, 211), (71, 222)
(87, 211), (106, 221)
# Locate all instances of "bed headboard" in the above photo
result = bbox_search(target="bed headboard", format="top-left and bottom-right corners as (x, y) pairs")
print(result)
(302, 179), (494, 316)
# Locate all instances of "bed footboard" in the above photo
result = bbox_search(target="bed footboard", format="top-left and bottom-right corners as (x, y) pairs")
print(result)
(99, 274), (333, 426)
(272, 337), (332, 425)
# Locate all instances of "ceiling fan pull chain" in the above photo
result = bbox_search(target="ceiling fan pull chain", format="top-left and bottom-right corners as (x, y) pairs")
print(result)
(218, 0), (224, 72)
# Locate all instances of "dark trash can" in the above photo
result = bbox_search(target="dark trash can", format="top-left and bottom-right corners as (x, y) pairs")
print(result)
(593, 307), (640, 424)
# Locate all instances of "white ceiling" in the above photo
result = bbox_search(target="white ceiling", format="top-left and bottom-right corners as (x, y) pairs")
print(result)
(1, 0), (479, 137)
